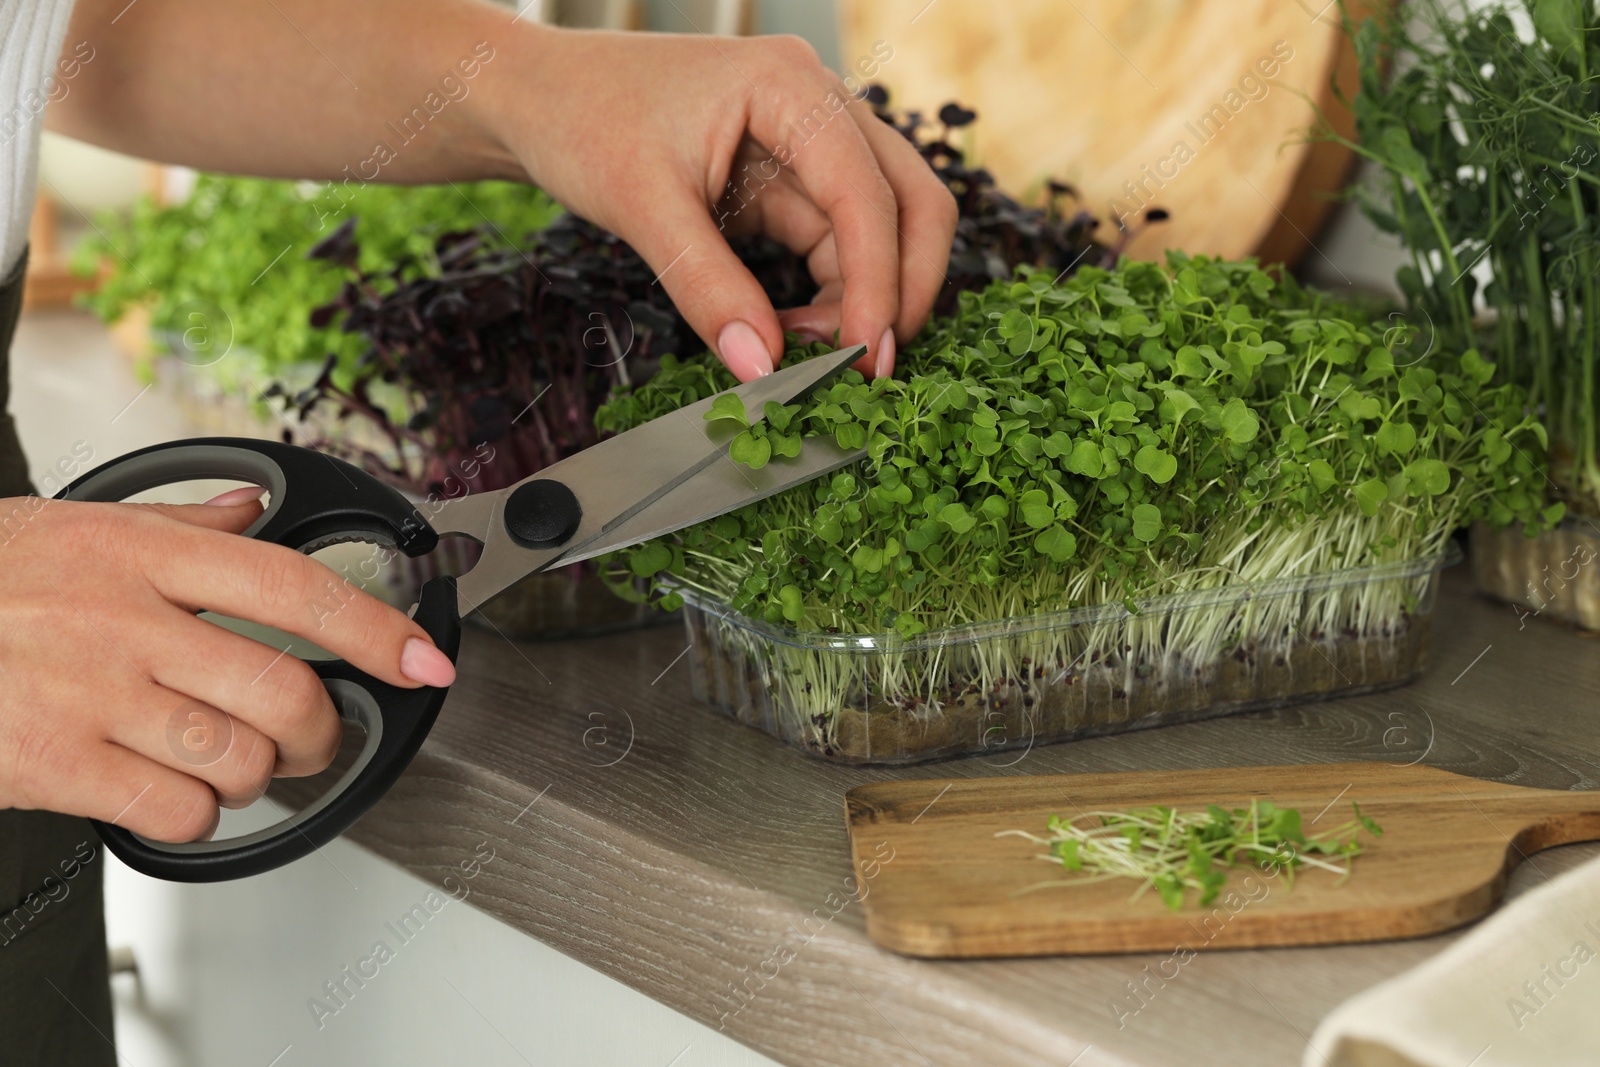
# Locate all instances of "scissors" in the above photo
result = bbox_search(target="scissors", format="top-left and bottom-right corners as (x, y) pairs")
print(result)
(59, 344), (867, 882)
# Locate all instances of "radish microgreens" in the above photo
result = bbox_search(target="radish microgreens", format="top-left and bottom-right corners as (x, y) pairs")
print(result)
(1000, 800), (1383, 910)
(599, 254), (1553, 642)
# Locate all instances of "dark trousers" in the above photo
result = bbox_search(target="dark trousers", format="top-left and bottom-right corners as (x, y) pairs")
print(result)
(0, 249), (117, 1064)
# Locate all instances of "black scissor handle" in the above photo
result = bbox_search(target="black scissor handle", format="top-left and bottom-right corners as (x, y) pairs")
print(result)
(57, 437), (460, 882)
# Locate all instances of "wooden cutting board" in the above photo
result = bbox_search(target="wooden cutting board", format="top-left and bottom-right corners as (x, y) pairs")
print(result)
(844, 763), (1600, 958)
(838, 0), (1381, 267)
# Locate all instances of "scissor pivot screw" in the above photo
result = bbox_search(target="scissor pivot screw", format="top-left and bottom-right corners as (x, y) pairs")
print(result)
(504, 479), (583, 549)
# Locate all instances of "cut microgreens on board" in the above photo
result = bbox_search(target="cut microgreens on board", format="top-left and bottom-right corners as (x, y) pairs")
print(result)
(998, 800), (1383, 910)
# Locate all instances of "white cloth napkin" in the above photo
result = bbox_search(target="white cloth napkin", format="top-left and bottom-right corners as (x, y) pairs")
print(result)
(1308, 851), (1600, 1067)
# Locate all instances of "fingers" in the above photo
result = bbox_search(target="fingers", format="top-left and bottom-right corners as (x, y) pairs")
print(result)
(64, 741), (220, 844)
(130, 513), (455, 692)
(4, 671), (221, 842)
(747, 69), (902, 376)
(140, 609), (341, 778)
(720, 173), (850, 356)
(765, 102), (957, 377)
(633, 180), (787, 382)
(136, 489), (266, 534)
(102, 677), (283, 811)
(778, 302), (841, 345)
(848, 103), (958, 348)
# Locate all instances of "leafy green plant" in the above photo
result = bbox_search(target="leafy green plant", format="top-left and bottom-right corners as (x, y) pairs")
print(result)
(74, 175), (562, 379)
(999, 800), (1382, 910)
(601, 254), (1553, 639)
(1331, 0), (1600, 515)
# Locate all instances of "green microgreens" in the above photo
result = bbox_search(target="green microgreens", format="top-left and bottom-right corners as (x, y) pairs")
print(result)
(74, 174), (563, 381)
(598, 254), (1553, 645)
(998, 800), (1383, 910)
(1330, 0), (1599, 516)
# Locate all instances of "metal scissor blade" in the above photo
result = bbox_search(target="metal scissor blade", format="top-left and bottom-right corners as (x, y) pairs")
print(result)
(556, 439), (866, 566)
(442, 345), (865, 613)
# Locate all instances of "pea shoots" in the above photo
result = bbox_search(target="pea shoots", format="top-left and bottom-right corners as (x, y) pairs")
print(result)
(1000, 800), (1383, 910)
(1332, 0), (1600, 517)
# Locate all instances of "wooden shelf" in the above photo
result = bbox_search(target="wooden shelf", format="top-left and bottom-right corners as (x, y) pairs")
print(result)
(22, 193), (101, 311)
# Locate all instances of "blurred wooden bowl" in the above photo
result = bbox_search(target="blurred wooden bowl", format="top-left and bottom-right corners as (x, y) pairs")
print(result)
(838, 0), (1378, 268)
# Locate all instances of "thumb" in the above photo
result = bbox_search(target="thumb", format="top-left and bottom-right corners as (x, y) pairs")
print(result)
(140, 485), (266, 534)
(633, 187), (785, 382)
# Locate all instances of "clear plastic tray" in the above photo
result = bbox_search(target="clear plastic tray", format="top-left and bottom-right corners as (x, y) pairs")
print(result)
(387, 538), (670, 641)
(678, 549), (1458, 765)
(1470, 518), (1600, 631)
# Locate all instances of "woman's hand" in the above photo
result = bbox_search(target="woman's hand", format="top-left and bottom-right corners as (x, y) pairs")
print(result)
(0, 492), (455, 843)
(486, 27), (958, 381)
(53, 3), (954, 381)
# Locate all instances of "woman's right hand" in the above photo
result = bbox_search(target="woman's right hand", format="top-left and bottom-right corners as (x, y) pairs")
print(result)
(0, 490), (456, 843)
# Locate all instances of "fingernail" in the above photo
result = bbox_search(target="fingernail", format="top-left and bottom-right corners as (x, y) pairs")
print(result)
(401, 637), (457, 688)
(204, 486), (265, 507)
(717, 320), (773, 380)
(875, 328), (896, 379)
(202, 805), (222, 843)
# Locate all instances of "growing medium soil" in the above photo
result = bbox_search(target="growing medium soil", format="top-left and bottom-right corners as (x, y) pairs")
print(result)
(687, 615), (1433, 766)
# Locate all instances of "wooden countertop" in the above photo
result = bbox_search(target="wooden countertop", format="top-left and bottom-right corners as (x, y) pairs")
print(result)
(294, 565), (1600, 1067)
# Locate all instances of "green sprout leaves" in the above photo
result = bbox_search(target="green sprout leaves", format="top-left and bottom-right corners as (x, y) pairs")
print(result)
(1405, 458), (1452, 496)
(1034, 524), (1078, 563)
(1065, 438), (1106, 478)
(1354, 478), (1390, 517)
(627, 540), (673, 578)
(1219, 398), (1260, 444)
(1530, 0), (1585, 63)
(1131, 503), (1164, 543)
(598, 255), (1552, 636)
(1375, 420), (1417, 456)
(728, 431), (770, 468)
(1009, 800), (1383, 910)
(778, 584), (805, 623)
(1134, 444), (1178, 484)
(705, 393), (749, 428)
(707, 395), (811, 470)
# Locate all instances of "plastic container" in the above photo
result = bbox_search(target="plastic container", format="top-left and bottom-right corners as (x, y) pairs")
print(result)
(678, 550), (1457, 765)
(1470, 517), (1600, 631)
(376, 535), (669, 641)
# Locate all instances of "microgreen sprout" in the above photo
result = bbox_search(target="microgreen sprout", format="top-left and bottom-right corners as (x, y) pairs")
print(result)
(598, 255), (1554, 758)
(998, 800), (1383, 910)
(601, 254), (1553, 639)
